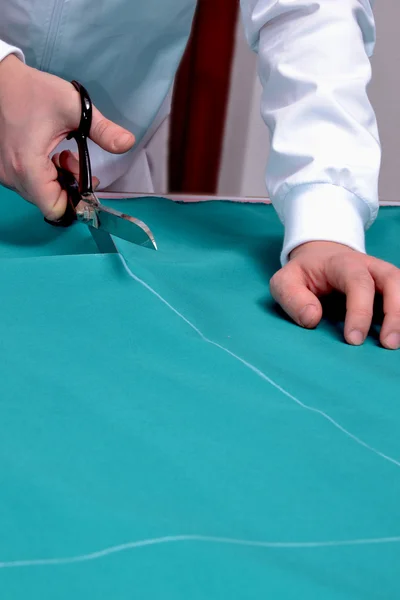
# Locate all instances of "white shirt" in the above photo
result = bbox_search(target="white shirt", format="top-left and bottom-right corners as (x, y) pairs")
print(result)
(0, 0), (379, 264)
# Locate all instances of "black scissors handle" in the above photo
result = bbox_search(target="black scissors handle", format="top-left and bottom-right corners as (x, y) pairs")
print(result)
(45, 80), (93, 228)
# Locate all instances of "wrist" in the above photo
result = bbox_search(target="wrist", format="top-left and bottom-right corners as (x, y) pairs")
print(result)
(0, 53), (26, 81)
(0, 40), (25, 68)
(289, 240), (356, 261)
(279, 183), (371, 266)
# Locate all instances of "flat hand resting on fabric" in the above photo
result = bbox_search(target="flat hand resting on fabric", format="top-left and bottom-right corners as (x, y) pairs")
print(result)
(271, 241), (400, 350)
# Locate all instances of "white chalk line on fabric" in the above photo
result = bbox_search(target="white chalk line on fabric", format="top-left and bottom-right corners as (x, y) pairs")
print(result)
(118, 254), (400, 470)
(1, 255), (399, 572)
(1, 534), (400, 569)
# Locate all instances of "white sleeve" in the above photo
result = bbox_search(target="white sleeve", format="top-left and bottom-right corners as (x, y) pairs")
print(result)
(0, 39), (25, 64)
(240, 0), (380, 264)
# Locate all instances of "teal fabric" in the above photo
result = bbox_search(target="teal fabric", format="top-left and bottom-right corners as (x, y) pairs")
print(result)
(0, 187), (399, 599)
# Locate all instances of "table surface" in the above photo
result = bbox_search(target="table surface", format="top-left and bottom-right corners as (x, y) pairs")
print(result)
(0, 188), (399, 599)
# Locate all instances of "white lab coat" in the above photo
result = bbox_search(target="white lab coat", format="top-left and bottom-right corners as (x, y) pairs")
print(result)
(0, 0), (379, 263)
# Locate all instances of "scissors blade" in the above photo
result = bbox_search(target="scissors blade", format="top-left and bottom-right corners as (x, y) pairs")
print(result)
(91, 203), (157, 251)
(88, 225), (119, 254)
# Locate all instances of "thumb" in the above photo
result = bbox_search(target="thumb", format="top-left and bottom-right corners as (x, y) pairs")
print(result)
(270, 266), (323, 329)
(89, 105), (135, 154)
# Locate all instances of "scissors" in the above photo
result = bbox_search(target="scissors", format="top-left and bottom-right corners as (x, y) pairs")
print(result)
(45, 80), (157, 253)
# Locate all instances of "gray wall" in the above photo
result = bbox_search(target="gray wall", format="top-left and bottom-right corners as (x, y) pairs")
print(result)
(369, 0), (400, 202)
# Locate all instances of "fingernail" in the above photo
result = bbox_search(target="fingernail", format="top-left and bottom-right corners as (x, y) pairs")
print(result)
(348, 330), (365, 346)
(299, 304), (318, 328)
(116, 133), (134, 151)
(383, 332), (400, 350)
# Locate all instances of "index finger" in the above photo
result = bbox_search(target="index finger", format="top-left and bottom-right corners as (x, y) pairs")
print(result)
(18, 154), (68, 221)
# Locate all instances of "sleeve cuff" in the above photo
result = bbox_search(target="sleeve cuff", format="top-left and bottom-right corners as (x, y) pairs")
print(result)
(0, 40), (25, 64)
(280, 183), (373, 265)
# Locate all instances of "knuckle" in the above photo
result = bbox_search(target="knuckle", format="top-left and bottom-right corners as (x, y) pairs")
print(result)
(93, 118), (111, 139)
(10, 151), (29, 180)
(269, 275), (280, 297)
(332, 252), (360, 269)
(352, 270), (374, 289)
(373, 260), (398, 279)
(351, 307), (374, 320)
(386, 267), (400, 282)
(269, 272), (281, 288)
(43, 158), (56, 175)
(270, 270), (303, 308)
(269, 272), (285, 299)
(385, 307), (400, 319)
(270, 268), (290, 292)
